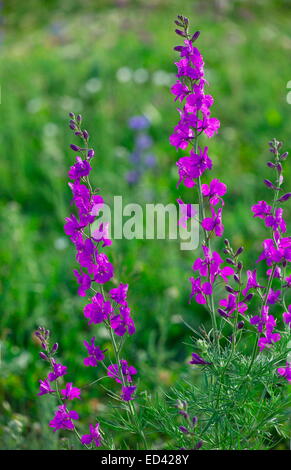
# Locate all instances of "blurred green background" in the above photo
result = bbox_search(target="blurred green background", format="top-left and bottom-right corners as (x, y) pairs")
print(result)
(0, 0), (290, 449)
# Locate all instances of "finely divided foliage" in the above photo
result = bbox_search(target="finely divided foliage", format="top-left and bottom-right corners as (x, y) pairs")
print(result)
(34, 15), (290, 450)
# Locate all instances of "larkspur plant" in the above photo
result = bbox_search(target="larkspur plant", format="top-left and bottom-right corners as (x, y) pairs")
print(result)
(34, 114), (147, 449)
(34, 15), (290, 451)
(147, 16), (290, 450)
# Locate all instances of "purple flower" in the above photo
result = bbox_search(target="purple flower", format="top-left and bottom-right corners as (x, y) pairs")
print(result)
(81, 423), (102, 447)
(68, 182), (91, 216)
(92, 223), (112, 248)
(277, 363), (291, 383)
(48, 361), (68, 382)
(189, 353), (212, 365)
(189, 277), (212, 304)
(93, 253), (114, 284)
(192, 246), (234, 284)
(284, 275), (291, 287)
(61, 383), (81, 400)
(83, 293), (113, 325)
(201, 178), (227, 205)
(109, 283), (128, 305)
(38, 379), (55, 396)
(64, 214), (86, 237)
(283, 305), (291, 324)
(251, 201), (272, 219)
(49, 405), (79, 431)
(242, 269), (264, 296)
(177, 199), (197, 228)
(266, 288), (281, 305)
(171, 80), (190, 102)
(73, 269), (91, 297)
(265, 208), (286, 234)
(201, 207), (224, 237)
(74, 235), (96, 272)
(251, 306), (281, 351)
(111, 304), (136, 336)
(176, 146), (212, 187)
(68, 156), (92, 181)
(266, 266), (281, 279)
(170, 120), (194, 150)
(107, 360), (137, 384)
(121, 386), (136, 401)
(218, 294), (247, 317)
(83, 337), (106, 366)
(257, 237), (291, 266)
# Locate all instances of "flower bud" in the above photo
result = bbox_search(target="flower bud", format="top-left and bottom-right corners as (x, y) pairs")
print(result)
(225, 285), (235, 293)
(51, 343), (58, 353)
(280, 151), (288, 160)
(243, 293), (253, 302)
(277, 193), (291, 202)
(39, 352), (48, 360)
(192, 416), (198, 427)
(191, 31), (200, 42)
(195, 440), (203, 449)
(175, 29), (186, 37)
(237, 321), (244, 329)
(179, 426), (189, 434)
(235, 246), (244, 256)
(83, 130), (89, 140)
(234, 274), (240, 283)
(264, 179), (275, 189)
(218, 308), (228, 318)
(70, 144), (80, 152)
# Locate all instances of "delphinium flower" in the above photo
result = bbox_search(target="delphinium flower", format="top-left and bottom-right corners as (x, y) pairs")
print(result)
(246, 138), (291, 371)
(64, 113), (146, 447)
(170, 17), (290, 378)
(126, 115), (156, 185)
(34, 327), (90, 444)
(170, 16), (232, 348)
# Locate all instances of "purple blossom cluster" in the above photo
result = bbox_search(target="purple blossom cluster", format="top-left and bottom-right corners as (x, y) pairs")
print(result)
(171, 16), (290, 379)
(65, 112), (137, 402)
(35, 113), (139, 448)
(35, 327), (101, 444)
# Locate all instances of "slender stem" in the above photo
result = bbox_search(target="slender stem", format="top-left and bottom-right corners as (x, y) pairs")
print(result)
(108, 326), (148, 449)
(246, 264), (276, 375)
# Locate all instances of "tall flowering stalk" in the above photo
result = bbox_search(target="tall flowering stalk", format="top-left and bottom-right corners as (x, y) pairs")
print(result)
(163, 15), (291, 449)
(34, 113), (147, 449)
(170, 16), (232, 345)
